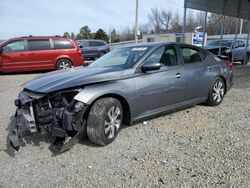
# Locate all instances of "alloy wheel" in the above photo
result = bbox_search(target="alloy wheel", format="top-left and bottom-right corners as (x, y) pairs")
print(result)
(212, 80), (224, 103)
(59, 61), (71, 69)
(104, 106), (122, 139)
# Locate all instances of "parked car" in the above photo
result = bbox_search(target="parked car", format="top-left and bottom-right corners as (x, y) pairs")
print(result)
(205, 39), (250, 64)
(77, 39), (110, 60)
(8, 42), (233, 152)
(0, 36), (84, 73)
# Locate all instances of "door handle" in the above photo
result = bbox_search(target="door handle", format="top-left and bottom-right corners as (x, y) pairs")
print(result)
(174, 73), (182, 79)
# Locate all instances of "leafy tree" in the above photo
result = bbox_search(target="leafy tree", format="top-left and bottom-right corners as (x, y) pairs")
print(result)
(75, 33), (82, 40)
(94, 29), (109, 42)
(63, 32), (70, 38)
(80, 26), (92, 39)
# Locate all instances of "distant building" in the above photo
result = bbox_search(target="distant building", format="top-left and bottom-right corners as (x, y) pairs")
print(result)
(142, 32), (207, 46)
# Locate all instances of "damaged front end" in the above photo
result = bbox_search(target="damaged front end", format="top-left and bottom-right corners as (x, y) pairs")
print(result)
(8, 89), (88, 152)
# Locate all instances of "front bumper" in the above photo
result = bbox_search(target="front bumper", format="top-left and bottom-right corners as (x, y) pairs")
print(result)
(7, 90), (88, 152)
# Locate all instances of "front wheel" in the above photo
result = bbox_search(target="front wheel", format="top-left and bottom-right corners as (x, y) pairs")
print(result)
(206, 77), (225, 106)
(87, 97), (123, 145)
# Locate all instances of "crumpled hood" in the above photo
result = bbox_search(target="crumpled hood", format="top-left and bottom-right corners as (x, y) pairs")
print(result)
(23, 66), (125, 93)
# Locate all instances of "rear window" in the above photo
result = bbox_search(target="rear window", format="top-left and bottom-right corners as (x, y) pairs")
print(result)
(27, 39), (50, 51)
(53, 39), (74, 49)
(180, 47), (203, 64)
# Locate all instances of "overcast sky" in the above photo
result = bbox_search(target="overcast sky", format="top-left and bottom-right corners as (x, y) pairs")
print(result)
(0, 0), (184, 39)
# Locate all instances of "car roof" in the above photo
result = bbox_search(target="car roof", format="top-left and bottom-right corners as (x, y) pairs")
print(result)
(5, 36), (72, 41)
(77, 39), (106, 42)
(121, 42), (199, 48)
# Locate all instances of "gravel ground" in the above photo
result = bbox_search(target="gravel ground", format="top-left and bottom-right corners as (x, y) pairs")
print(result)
(0, 65), (249, 188)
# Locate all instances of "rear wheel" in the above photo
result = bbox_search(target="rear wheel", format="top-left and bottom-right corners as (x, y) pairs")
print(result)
(206, 77), (225, 106)
(87, 97), (123, 145)
(56, 59), (72, 70)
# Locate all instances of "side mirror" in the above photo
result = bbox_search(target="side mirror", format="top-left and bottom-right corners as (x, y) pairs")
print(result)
(79, 45), (83, 48)
(141, 62), (162, 72)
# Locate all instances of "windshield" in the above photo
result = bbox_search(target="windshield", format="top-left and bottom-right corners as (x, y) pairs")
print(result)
(207, 40), (232, 47)
(88, 46), (150, 68)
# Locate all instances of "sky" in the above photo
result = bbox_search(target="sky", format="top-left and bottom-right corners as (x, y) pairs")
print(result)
(0, 0), (184, 39)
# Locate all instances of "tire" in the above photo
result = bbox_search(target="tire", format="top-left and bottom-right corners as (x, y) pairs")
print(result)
(98, 52), (105, 58)
(87, 97), (123, 145)
(56, 59), (72, 70)
(246, 53), (250, 64)
(206, 77), (225, 106)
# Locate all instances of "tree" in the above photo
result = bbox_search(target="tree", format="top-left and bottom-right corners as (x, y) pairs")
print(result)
(160, 10), (173, 32)
(63, 32), (70, 38)
(94, 29), (109, 42)
(110, 29), (120, 43)
(80, 25), (92, 39)
(148, 7), (162, 34)
(170, 12), (182, 32)
(75, 33), (82, 40)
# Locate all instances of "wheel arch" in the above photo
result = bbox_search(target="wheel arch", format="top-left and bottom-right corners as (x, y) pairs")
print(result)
(93, 93), (131, 125)
(55, 57), (73, 69)
(218, 75), (227, 94)
(75, 90), (132, 125)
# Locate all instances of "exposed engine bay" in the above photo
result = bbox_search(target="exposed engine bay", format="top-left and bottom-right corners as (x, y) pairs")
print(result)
(8, 89), (88, 152)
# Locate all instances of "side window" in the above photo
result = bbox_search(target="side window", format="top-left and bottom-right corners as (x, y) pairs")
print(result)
(180, 47), (203, 64)
(28, 39), (50, 51)
(2, 40), (25, 52)
(80, 41), (89, 47)
(89, 41), (95, 47)
(96, 41), (106, 46)
(53, 39), (74, 49)
(144, 46), (178, 67)
(237, 41), (245, 47)
(144, 46), (165, 65)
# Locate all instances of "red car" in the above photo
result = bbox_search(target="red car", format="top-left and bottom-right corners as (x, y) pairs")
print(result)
(0, 36), (84, 73)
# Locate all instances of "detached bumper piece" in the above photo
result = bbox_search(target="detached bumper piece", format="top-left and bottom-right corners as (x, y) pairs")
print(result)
(7, 90), (88, 152)
(8, 104), (36, 150)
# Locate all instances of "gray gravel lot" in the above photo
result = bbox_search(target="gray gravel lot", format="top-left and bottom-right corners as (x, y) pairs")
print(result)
(0, 65), (250, 188)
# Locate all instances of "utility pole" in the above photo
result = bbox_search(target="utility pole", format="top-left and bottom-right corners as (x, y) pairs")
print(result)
(135, 0), (139, 43)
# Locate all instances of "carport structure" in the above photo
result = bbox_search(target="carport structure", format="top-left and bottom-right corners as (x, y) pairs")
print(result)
(182, 0), (250, 63)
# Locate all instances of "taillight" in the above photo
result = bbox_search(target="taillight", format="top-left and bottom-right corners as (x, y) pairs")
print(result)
(226, 61), (233, 69)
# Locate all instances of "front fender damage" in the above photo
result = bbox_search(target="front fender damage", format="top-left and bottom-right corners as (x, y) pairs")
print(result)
(7, 90), (88, 153)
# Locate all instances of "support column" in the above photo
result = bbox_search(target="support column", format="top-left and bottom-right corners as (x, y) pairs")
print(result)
(244, 21), (250, 64)
(232, 18), (240, 62)
(219, 16), (225, 55)
(202, 11), (208, 48)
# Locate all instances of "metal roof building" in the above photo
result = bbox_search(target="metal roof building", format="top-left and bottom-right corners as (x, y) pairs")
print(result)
(183, 0), (250, 62)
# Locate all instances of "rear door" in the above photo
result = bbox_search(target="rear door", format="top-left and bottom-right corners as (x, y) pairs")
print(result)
(0, 40), (29, 72)
(26, 39), (55, 70)
(178, 45), (213, 101)
(235, 40), (246, 60)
